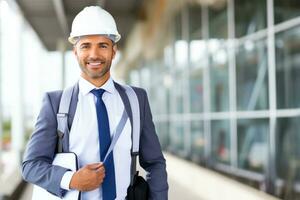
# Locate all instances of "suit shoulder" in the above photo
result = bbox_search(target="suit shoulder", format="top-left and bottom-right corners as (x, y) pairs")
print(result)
(46, 90), (63, 101)
(43, 90), (63, 112)
(130, 86), (147, 96)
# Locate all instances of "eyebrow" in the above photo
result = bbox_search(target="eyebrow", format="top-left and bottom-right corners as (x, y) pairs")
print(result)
(79, 42), (110, 46)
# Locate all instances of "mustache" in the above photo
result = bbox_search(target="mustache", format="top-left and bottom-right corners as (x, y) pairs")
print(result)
(85, 58), (105, 63)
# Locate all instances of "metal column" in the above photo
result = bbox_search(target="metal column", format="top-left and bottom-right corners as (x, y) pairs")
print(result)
(0, 0), (4, 172)
(11, 10), (25, 164)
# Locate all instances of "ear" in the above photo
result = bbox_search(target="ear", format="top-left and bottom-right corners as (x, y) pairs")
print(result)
(73, 45), (78, 57)
(112, 44), (117, 59)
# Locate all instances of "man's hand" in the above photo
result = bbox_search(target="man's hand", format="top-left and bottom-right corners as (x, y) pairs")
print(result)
(69, 163), (105, 191)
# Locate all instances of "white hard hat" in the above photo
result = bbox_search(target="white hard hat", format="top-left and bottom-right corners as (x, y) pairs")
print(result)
(68, 6), (121, 44)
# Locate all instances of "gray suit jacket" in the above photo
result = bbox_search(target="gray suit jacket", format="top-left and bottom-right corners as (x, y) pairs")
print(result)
(22, 82), (168, 199)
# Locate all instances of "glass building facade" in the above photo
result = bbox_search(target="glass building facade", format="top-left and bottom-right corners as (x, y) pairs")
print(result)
(129, 0), (300, 197)
(0, 0), (76, 172)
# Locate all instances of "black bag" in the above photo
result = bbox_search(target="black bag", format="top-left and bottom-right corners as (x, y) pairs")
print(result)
(127, 171), (149, 200)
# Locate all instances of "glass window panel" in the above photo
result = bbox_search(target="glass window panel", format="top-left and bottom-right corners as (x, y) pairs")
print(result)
(275, 26), (300, 109)
(129, 70), (140, 86)
(189, 5), (203, 69)
(170, 73), (184, 114)
(189, 69), (203, 113)
(191, 120), (205, 163)
(155, 121), (170, 150)
(208, 3), (229, 112)
(190, 40), (206, 68)
(189, 5), (201, 40)
(164, 45), (174, 68)
(169, 120), (185, 153)
(151, 82), (168, 115)
(276, 117), (300, 181)
(211, 120), (230, 164)
(237, 119), (268, 173)
(175, 12), (182, 40)
(209, 44), (229, 112)
(274, 0), (300, 24)
(174, 11), (188, 69)
(140, 67), (151, 90)
(2, 120), (11, 150)
(236, 39), (269, 110)
(147, 65), (168, 115)
(235, 0), (267, 37)
(209, 3), (228, 39)
(175, 40), (188, 67)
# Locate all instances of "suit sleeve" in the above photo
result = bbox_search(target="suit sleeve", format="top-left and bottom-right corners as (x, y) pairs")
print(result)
(22, 93), (69, 198)
(138, 89), (169, 200)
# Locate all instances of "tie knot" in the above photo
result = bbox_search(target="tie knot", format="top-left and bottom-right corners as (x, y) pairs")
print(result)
(91, 88), (106, 98)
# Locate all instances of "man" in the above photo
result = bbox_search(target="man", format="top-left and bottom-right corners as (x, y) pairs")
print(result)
(22, 6), (168, 200)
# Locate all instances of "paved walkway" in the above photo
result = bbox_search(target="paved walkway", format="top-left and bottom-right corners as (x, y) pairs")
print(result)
(18, 152), (280, 200)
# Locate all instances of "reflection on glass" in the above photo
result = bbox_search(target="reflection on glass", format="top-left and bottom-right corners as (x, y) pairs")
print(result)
(208, 1), (229, 112)
(164, 45), (173, 68)
(171, 73), (184, 114)
(237, 119), (268, 173)
(169, 121), (184, 153)
(189, 5), (201, 40)
(2, 120), (11, 151)
(274, 0), (300, 24)
(175, 12), (182, 40)
(209, 43), (229, 112)
(190, 40), (206, 68)
(140, 67), (151, 90)
(174, 11), (188, 69)
(191, 120), (205, 162)
(276, 117), (300, 181)
(209, 3), (228, 39)
(148, 66), (168, 115)
(211, 120), (230, 164)
(235, 0), (267, 37)
(155, 121), (170, 150)
(189, 69), (203, 113)
(189, 5), (203, 69)
(236, 39), (269, 110)
(175, 40), (188, 67)
(129, 70), (140, 86)
(276, 26), (300, 109)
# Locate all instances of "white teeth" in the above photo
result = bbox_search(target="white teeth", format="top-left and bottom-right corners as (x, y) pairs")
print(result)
(88, 62), (101, 66)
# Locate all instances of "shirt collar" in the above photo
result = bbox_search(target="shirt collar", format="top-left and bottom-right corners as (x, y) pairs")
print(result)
(79, 76), (116, 96)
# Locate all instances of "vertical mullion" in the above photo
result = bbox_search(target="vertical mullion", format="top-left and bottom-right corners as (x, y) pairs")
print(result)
(202, 5), (211, 165)
(228, 0), (238, 168)
(267, 0), (277, 194)
(182, 5), (191, 157)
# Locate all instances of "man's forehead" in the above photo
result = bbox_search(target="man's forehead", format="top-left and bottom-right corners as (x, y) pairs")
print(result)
(77, 35), (113, 44)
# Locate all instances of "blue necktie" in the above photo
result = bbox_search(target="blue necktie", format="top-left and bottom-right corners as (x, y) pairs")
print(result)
(91, 89), (116, 200)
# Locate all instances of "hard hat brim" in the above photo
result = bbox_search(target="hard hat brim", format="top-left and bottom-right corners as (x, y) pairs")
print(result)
(68, 33), (121, 44)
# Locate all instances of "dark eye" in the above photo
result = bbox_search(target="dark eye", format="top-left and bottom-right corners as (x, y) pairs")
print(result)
(100, 44), (108, 49)
(80, 44), (89, 49)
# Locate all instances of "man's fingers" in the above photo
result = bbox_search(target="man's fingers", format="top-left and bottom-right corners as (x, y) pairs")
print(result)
(95, 166), (105, 174)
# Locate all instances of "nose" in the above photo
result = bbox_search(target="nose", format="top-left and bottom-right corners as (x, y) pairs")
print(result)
(89, 46), (99, 59)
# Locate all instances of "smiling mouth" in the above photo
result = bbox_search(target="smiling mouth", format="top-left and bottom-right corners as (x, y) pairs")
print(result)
(86, 61), (104, 68)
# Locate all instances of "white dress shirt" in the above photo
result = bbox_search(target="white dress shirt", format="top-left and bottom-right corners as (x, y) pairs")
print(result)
(60, 77), (132, 200)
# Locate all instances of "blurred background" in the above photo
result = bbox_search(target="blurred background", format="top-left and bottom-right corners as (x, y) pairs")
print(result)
(0, 0), (300, 199)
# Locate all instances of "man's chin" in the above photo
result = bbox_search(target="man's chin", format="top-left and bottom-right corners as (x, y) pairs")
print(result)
(88, 71), (109, 79)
